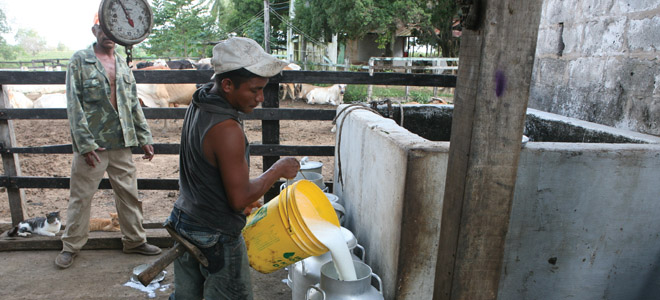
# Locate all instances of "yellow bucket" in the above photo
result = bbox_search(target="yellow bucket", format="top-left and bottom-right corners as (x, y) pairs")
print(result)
(243, 180), (340, 273)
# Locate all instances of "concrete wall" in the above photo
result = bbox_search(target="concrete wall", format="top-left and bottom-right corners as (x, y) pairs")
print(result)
(529, 0), (660, 136)
(499, 143), (660, 300)
(332, 106), (449, 299)
(334, 104), (660, 299)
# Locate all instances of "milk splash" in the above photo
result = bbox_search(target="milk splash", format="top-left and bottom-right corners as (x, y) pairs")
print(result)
(306, 218), (357, 281)
(123, 270), (170, 298)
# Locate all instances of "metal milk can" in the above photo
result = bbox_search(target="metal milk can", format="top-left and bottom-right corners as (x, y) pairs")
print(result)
(306, 260), (384, 300)
(300, 156), (323, 174)
(288, 227), (365, 300)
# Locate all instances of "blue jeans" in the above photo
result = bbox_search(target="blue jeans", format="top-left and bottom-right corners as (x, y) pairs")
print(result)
(167, 207), (253, 300)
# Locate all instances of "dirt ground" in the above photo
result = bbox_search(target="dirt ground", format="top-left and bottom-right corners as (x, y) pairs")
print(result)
(0, 98), (337, 300)
(0, 98), (337, 223)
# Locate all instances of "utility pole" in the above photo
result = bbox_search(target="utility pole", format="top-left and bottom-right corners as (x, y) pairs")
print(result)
(264, 0), (271, 54)
(286, 0), (295, 62)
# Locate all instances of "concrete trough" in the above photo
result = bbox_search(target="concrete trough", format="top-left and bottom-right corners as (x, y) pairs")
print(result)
(332, 104), (660, 300)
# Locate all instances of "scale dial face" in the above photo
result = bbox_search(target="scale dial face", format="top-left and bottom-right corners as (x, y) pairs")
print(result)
(98, 0), (153, 46)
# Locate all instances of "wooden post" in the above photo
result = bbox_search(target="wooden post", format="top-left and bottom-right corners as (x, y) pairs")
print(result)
(405, 60), (411, 101)
(433, 0), (543, 299)
(262, 82), (280, 202)
(0, 85), (28, 225)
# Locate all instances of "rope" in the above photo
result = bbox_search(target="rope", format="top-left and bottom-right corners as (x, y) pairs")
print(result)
(332, 103), (383, 187)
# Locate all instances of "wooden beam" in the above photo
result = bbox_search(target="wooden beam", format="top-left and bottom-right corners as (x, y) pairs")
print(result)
(0, 70), (457, 87)
(1, 144), (334, 156)
(262, 81), (281, 202)
(0, 86), (27, 226)
(0, 107), (337, 121)
(433, 1), (543, 299)
(0, 227), (173, 251)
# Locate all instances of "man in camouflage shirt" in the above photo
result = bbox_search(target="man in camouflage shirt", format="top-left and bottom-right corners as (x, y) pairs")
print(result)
(55, 14), (161, 269)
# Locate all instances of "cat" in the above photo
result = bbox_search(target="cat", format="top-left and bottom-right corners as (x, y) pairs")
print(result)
(89, 212), (120, 232)
(8, 211), (61, 237)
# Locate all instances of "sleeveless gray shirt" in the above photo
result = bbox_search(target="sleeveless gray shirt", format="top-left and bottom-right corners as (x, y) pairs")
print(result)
(174, 83), (250, 236)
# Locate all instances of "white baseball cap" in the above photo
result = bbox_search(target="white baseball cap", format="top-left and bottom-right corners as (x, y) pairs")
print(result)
(211, 37), (288, 79)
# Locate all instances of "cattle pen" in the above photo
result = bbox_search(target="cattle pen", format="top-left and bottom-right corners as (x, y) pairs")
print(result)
(0, 68), (456, 251)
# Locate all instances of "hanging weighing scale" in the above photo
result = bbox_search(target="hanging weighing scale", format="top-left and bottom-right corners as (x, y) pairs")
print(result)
(98, 0), (153, 65)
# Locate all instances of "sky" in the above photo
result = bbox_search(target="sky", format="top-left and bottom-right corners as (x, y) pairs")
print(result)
(0, 0), (113, 49)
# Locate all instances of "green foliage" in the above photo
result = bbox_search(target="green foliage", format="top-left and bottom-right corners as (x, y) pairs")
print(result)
(15, 28), (47, 56)
(342, 85), (366, 103)
(409, 90), (430, 103)
(0, 6), (15, 60)
(56, 42), (69, 52)
(14, 50), (75, 61)
(146, 0), (220, 58)
(215, 0), (287, 50)
(293, 0), (460, 57)
(343, 85), (440, 104)
(414, 0), (460, 57)
(201, 0), (233, 24)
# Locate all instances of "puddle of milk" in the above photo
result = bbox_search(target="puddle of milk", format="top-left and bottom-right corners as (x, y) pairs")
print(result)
(306, 218), (357, 281)
(123, 273), (170, 298)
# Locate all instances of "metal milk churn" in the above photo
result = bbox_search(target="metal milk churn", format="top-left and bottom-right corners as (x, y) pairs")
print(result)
(324, 193), (346, 226)
(300, 156), (323, 174)
(306, 260), (384, 300)
(288, 227), (365, 300)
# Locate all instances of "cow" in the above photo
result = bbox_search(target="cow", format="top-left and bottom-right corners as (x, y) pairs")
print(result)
(295, 83), (318, 102)
(134, 64), (197, 108)
(279, 63), (301, 101)
(166, 59), (195, 70)
(33, 93), (66, 108)
(133, 64), (198, 130)
(305, 84), (347, 106)
(3, 87), (34, 108)
(130, 59), (168, 70)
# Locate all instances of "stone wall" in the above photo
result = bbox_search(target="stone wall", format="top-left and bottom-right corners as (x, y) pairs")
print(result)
(530, 0), (660, 136)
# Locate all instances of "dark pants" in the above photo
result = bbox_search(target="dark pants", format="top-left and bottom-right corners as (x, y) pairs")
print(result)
(167, 207), (253, 300)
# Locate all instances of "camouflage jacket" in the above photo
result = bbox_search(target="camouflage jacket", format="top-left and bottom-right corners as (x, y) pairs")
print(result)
(66, 44), (153, 155)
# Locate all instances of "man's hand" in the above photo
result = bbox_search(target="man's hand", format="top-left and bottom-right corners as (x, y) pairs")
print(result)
(272, 157), (300, 179)
(142, 144), (154, 161)
(243, 201), (263, 216)
(84, 147), (105, 167)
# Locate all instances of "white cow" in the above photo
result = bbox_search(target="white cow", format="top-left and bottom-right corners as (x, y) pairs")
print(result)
(305, 84), (346, 105)
(295, 83), (317, 102)
(2, 87), (34, 108)
(33, 93), (67, 108)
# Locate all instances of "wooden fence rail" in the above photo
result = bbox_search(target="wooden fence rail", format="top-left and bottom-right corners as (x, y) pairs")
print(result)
(0, 69), (456, 225)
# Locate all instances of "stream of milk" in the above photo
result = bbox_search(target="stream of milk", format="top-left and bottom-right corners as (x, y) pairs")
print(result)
(306, 218), (357, 281)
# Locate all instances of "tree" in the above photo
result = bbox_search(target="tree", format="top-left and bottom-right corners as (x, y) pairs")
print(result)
(201, 0), (233, 25)
(416, 0), (460, 57)
(293, 0), (431, 56)
(293, 0), (460, 57)
(56, 42), (69, 52)
(0, 9), (18, 60)
(145, 0), (220, 58)
(15, 28), (47, 56)
(218, 0), (287, 49)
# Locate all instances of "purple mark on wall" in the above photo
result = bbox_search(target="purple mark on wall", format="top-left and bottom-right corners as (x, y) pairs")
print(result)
(495, 70), (506, 97)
